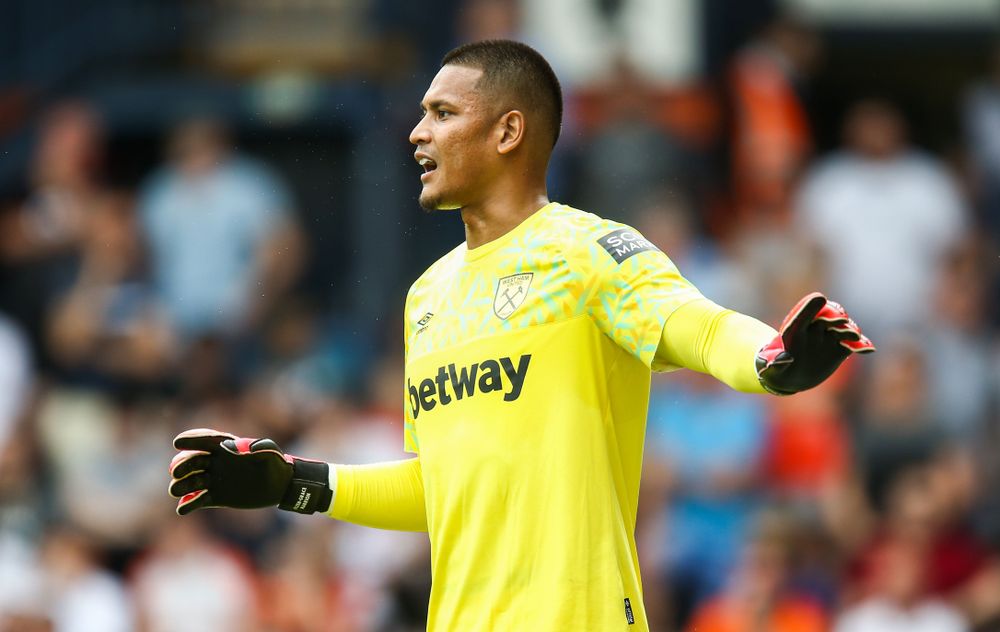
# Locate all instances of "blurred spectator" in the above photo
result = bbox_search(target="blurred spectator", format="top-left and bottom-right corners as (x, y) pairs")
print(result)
(853, 336), (942, 517)
(36, 390), (174, 550)
(847, 451), (1000, 627)
(963, 43), (1000, 243)
(728, 14), (820, 229)
(573, 61), (691, 224)
(0, 425), (42, 513)
(243, 302), (380, 433)
(257, 524), (354, 632)
(522, 0), (700, 87)
(630, 192), (754, 310)
(849, 350), (1000, 627)
(763, 373), (852, 503)
(2, 526), (135, 632)
(457, 0), (522, 43)
(138, 116), (305, 345)
(795, 99), (968, 341)
(0, 101), (111, 361)
(46, 190), (175, 391)
(368, 0), (463, 77)
(0, 528), (49, 630)
(0, 102), (104, 261)
(835, 538), (968, 632)
(922, 238), (999, 441)
(39, 527), (134, 632)
(130, 516), (259, 632)
(0, 312), (32, 454)
(685, 511), (828, 632)
(643, 370), (767, 628)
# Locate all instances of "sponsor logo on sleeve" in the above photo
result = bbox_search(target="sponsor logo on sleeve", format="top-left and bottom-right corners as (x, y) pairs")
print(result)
(598, 228), (660, 264)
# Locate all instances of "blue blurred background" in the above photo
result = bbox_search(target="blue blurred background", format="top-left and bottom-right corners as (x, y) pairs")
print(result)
(2, 1), (1000, 630)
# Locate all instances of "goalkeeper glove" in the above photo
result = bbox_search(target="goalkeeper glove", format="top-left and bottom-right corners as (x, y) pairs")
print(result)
(756, 292), (874, 395)
(168, 428), (332, 516)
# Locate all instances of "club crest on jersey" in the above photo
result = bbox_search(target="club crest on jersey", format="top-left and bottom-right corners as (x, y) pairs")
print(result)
(493, 273), (533, 320)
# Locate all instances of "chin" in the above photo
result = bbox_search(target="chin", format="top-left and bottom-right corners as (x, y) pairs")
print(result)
(419, 189), (460, 211)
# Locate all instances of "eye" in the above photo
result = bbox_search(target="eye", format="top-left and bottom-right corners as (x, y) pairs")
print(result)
(436, 110), (451, 120)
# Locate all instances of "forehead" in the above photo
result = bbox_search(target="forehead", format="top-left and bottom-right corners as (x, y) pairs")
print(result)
(421, 65), (486, 108)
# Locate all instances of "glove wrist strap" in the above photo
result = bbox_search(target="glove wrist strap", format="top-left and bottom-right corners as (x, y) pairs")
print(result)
(278, 459), (332, 514)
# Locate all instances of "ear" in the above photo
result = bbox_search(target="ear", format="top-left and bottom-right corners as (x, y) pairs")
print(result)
(496, 110), (525, 155)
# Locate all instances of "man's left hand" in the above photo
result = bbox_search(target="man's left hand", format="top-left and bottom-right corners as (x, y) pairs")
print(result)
(756, 292), (874, 395)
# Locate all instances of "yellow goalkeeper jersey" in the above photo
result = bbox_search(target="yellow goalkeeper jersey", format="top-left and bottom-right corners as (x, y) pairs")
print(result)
(403, 202), (702, 631)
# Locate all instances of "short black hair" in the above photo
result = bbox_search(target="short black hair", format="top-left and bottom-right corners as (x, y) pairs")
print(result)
(442, 39), (563, 148)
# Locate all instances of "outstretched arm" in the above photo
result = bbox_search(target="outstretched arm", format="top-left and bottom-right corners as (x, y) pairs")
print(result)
(169, 429), (427, 532)
(328, 458), (426, 531)
(656, 297), (775, 393)
(656, 293), (874, 395)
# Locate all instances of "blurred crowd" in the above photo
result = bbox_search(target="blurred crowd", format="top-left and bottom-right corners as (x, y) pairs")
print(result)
(3, 1), (1000, 631)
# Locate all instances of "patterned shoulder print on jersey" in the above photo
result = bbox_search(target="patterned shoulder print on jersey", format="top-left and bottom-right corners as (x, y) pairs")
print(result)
(404, 208), (586, 358)
(403, 204), (701, 364)
(550, 205), (703, 367)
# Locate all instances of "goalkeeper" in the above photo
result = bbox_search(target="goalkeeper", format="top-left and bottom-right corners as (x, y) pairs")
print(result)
(169, 40), (873, 631)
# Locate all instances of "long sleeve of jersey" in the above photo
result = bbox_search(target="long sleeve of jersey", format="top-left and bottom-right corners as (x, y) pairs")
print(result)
(656, 297), (777, 394)
(326, 457), (427, 531)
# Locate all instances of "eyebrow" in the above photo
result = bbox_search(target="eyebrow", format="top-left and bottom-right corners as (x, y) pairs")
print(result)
(420, 99), (458, 112)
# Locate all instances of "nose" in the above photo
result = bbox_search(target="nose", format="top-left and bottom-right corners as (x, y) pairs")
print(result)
(409, 115), (430, 146)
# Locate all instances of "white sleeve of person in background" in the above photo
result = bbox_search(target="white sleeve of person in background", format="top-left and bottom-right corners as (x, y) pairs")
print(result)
(51, 570), (135, 632)
(833, 597), (968, 632)
(911, 153), (968, 254)
(0, 313), (32, 452)
(522, 0), (699, 86)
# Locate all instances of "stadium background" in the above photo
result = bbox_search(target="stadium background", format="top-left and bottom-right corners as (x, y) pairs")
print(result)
(2, 0), (1000, 630)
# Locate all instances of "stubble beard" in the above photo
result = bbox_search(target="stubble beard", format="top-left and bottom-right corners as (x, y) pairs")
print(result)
(418, 189), (442, 211)
(418, 188), (461, 212)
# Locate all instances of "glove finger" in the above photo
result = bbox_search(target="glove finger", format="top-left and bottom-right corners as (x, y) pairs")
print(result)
(828, 318), (874, 350)
(169, 470), (208, 497)
(169, 451), (211, 480)
(173, 428), (238, 452)
(841, 335), (876, 354)
(779, 292), (827, 331)
(176, 488), (213, 515)
(757, 352), (795, 388)
(829, 327), (862, 342)
(768, 350), (794, 367)
(813, 300), (851, 323)
(781, 293), (828, 349)
(218, 437), (281, 456)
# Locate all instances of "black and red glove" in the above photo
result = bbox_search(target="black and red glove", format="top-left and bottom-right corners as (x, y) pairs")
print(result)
(168, 428), (332, 516)
(756, 292), (874, 396)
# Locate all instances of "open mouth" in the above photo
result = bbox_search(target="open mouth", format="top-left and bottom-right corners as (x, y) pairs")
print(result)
(418, 156), (437, 181)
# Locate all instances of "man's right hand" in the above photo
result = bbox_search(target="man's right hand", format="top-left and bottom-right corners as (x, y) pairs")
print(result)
(169, 428), (332, 516)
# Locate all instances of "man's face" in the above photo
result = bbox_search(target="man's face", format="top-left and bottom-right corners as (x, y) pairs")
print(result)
(409, 65), (498, 210)
(844, 102), (905, 160)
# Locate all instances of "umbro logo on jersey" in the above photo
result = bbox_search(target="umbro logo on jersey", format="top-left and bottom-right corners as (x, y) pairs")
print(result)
(598, 228), (660, 263)
(493, 273), (533, 319)
(407, 355), (531, 419)
(415, 312), (434, 335)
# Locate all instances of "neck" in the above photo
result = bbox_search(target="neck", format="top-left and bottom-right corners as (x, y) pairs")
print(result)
(461, 187), (550, 250)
